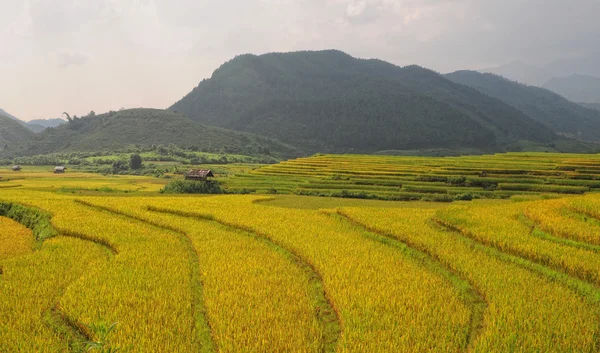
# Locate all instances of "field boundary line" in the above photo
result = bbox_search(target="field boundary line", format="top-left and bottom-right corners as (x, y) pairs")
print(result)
(250, 196), (276, 204)
(44, 237), (113, 352)
(43, 304), (91, 352)
(432, 219), (600, 350)
(56, 227), (119, 255)
(335, 210), (487, 353)
(519, 214), (600, 253)
(566, 204), (600, 229)
(73, 199), (216, 353)
(0, 184), (22, 189)
(568, 204), (600, 221)
(433, 219), (600, 303)
(0, 201), (114, 350)
(147, 205), (342, 353)
(0, 201), (57, 245)
(435, 215), (600, 286)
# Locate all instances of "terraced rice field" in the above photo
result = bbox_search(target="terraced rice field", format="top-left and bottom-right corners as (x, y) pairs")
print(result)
(3, 153), (600, 352)
(223, 153), (600, 200)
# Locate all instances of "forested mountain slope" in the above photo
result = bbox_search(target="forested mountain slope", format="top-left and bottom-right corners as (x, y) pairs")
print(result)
(170, 50), (556, 152)
(2, 108), (297, 157)
(0, 108), (61, 133)
(0, 114), (34, 149)
(447, 71), (600, 141)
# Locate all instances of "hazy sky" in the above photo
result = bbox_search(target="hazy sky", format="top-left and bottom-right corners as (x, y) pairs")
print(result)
(1, 0), (599, 121)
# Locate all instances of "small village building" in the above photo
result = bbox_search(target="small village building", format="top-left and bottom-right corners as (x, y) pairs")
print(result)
(54, 166), (67, 174)
(185, 169), (214, 181)
(12, 165), (21, 171)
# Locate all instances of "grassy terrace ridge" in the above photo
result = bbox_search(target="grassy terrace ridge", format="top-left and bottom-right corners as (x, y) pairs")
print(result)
(221, 152), (600, 201)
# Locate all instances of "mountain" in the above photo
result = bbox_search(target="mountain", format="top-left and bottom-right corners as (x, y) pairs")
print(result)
(170, 50), (556, 153)
(446, 71), (600, 141)
(21, 119), (65, 133)
(22, 123), (46, 133)
(544, 53), (600, 79)
(0, 114), (35, 149)
(481, 53), (600, 87)
(0, 108), (63, 133)
(480, 60), (550, 86)
(28, 118), (65, 128)
(0, 108), (18, 121)
(543, 74), (600, 104)
(581, 103), (600, 111)
(2, 108), (297, 157)
(26, 118), (66, 133)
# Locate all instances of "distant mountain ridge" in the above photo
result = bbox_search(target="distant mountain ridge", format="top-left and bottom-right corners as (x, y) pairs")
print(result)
(7, 50), (600, 158)
(481, 54), (600, 104)
(543, 74), (600, 104)
(446, 71), (600, 141)
(171, 50), (556, 153)
(481, 53), (600, 86)
(28, 118), (65, 129)
(480, 61), (551, 86)
(1, 108), (298, 158)
(0, 108), (65, 133)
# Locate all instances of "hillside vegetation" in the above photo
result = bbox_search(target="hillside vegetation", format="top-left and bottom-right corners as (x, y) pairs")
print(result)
(171, 50), (556, 153)
(2, 108), (297, 158)
(0, 108), (19, 122)
(446, 71), (600, 141)
(0, 114), (34, 148)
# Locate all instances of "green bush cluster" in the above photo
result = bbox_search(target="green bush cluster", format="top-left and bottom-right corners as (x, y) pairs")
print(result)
(160, 180), (224, 194)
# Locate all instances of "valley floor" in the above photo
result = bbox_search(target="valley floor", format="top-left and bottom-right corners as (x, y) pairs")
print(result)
(2, 154), (600, 352)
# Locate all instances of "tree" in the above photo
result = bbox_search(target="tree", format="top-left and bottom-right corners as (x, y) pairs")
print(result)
(129, 154), (142, 170)
(62, 112), (72, 123)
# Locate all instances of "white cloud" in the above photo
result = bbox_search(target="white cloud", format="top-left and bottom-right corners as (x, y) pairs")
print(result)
(0, 0), (599, 120)
(347, 1), (368, 17)
(56, 52), (89, 68)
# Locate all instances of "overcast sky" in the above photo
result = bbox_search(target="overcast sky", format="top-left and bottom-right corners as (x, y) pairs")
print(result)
(1, 0), (599, 121)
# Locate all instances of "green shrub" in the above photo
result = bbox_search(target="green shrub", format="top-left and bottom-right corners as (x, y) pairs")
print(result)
(229, 188), (254, 195)
(160, 180), (223, 194)
(453, 193), (475, 201)
(447, 176), (467, 186)
(129, 154), (143, 169)
(422, 194), (454, 203)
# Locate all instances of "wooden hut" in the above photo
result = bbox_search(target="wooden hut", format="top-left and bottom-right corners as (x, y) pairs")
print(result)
(54, 166), (67, 174)
(12, 165), (21, 171)
(185, 169), (214, 181)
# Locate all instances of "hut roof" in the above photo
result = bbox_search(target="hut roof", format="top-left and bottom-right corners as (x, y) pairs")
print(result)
(185, 169), (214, 178)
